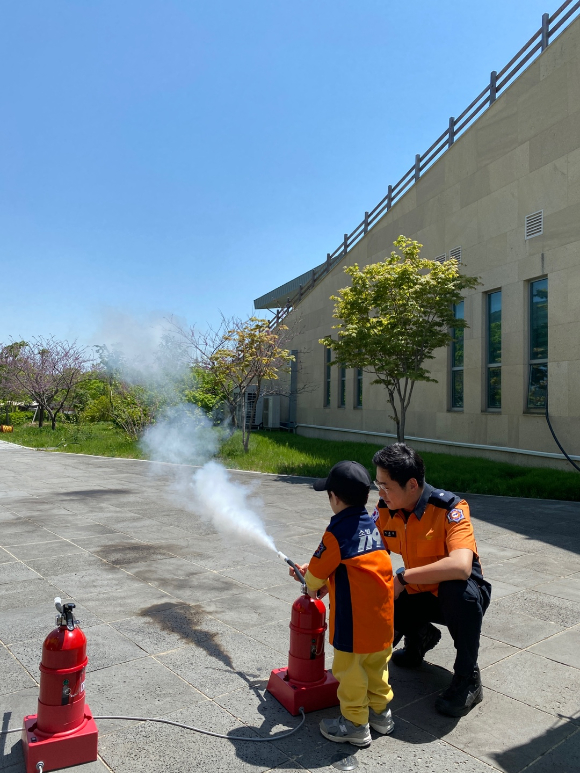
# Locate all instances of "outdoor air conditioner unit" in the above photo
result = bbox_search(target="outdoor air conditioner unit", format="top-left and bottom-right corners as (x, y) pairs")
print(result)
(262, 395), (281, 429)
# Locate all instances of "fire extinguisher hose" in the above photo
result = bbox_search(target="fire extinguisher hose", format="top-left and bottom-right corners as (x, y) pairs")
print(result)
(0, 708), (306, 742)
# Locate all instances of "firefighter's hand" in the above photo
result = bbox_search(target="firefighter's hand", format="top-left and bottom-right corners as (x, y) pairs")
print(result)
(317, 585), (329, 600)
(289, 563), (309, 581)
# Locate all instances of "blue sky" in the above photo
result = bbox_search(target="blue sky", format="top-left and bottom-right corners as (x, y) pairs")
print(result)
(0, 0), (553, 347)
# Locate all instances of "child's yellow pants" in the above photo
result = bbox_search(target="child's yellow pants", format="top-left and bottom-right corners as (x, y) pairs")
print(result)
(332, 646), (393, 726)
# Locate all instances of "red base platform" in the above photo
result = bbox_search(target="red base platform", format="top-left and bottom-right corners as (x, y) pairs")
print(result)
(267, 667), (339, 716)
(22, 705), (99, 773)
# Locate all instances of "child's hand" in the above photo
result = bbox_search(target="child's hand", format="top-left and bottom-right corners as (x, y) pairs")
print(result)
(289, 563), (309, 581)
(316, 585), (329, 600)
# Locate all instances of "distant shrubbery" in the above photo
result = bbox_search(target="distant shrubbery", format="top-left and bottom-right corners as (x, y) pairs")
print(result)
(1, 410), (35, 426)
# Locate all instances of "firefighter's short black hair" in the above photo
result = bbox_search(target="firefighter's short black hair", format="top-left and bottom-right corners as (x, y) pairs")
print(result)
(372, 443), (425, 487)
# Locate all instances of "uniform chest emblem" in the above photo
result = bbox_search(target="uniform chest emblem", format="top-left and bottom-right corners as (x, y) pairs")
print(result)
(313, 541), (327, 559)
(447, 509), (465, 524)
(383, 530), (397, 538)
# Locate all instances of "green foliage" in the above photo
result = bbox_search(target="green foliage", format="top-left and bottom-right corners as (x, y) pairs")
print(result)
(82, 394), (112, 423)
(320, 236), (480, 440)
(0, 410), (35, 426)
(184, 366), (227, 415)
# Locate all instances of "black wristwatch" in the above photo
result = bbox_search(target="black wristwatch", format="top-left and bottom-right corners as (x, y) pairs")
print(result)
(396, 567), (408, 586)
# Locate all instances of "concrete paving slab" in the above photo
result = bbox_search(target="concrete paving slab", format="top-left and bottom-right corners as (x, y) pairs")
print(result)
(482, 603), (565, 647)
(111, 602), (235, 655)
(157, 629), (281, 699)
(484, 563), (556, 589)
(0, 579), (66, 613)
(540, 576), (580, 604)
(0, 600), (104, 645)
(97, 700), (290, 773)
(201, 589), (292, 632)
(494, 589), (580, 628)
(78, 586), (177, 622)
(123, 556), (209, 586)
(523, 726), (580, 772)
(5, 540), (87, 561)
(23, 552), (109, 577)
(0, 563), (41, 585)
(2, 444), (580, 772)
(86, 656), (207, 735)
(529, 625), (580, 669)
(396, 687), (576, 773)
(483, 650), (580, 719)
(0, 548), (18, 565)
(0, 646), (37, 694)
(221, 559), (292, 589)
(0, 526), (63, 547)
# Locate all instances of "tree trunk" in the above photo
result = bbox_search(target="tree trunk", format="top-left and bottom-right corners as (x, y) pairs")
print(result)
(4, 403), (9, 424)
(51, 414), (57, 430)
(38, 407), (44, 428)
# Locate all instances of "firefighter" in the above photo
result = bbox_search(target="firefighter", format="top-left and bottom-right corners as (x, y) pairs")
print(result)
(372, 443), (491, 717)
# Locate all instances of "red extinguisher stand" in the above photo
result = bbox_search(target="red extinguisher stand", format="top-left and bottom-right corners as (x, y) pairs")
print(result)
(267, 562), (339, 715)
(22, 599), (99, 773)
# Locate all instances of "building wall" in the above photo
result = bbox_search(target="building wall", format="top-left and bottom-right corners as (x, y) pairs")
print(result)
(280, 17), (580, 469)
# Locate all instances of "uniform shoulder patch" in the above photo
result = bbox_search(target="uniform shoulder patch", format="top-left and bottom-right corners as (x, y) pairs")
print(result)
(447, 508), (465, 524)
(429, 489), (461, 509)
(371, 507), (380, 523)
(313, 541), (327, 559)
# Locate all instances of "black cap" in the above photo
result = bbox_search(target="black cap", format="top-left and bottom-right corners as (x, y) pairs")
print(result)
(313, 460), (372, 499)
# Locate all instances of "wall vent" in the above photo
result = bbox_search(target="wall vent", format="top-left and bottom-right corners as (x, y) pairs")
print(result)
(433, 254), (447, 263)
(449, 246), (462, 264)
(525, 210), (543, 239)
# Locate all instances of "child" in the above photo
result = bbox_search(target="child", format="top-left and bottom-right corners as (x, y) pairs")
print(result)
(294, 460), (395, 746)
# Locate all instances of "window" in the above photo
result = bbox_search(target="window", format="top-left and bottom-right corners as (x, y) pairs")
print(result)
(486, 291), (501, 409)
(528, 279), (548, 409)
(324, 348), (332, 407)
(451, 301), (464, 409)
(339, 366), (346, 407)
(355, 368), (363, 408)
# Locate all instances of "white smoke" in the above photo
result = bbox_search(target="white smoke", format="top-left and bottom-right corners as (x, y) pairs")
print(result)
(92, 307), (280, 557)
(141, 400), (279, 555)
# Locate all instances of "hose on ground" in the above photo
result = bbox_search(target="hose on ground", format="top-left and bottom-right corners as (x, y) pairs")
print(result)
(0, 708), (306, 742)
(545, 392), (580, 473)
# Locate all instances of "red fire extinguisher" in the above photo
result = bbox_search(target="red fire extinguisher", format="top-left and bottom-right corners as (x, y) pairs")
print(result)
(267, 559), (339, 715)
(22, 598), (99, 773)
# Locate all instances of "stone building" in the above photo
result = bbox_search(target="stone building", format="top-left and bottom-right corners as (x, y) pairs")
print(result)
(254, 8), (580, 470)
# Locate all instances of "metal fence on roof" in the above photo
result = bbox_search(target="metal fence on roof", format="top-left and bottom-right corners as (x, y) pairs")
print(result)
(261, 0), (580, 328)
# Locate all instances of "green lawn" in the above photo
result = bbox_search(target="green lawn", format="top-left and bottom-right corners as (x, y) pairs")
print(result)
(221, 431), (580, 501)
(0, 422), (143, 459)
(2, 422), (579, 501)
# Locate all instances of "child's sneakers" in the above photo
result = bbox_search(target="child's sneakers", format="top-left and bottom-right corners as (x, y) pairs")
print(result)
(319, 716), (372, 746)
(368, 707), (395, 735)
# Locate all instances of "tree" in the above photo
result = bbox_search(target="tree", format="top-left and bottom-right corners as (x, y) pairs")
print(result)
(0, 341), (27, 423)
(320, 235), (480, 441)
(174, 316), (295, 451)
(184, 365), (228, 418)
(0, 337), (93, 430)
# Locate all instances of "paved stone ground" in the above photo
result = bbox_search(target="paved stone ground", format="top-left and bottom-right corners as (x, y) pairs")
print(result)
(1, 442), (580, 773)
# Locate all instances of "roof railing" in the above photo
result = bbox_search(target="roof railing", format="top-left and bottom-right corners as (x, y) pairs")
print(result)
(267, 0), (580, 329)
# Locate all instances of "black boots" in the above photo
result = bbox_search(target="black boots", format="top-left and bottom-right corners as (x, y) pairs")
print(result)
(435, 667), (483, 717)
(392, 623), (442, 668)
